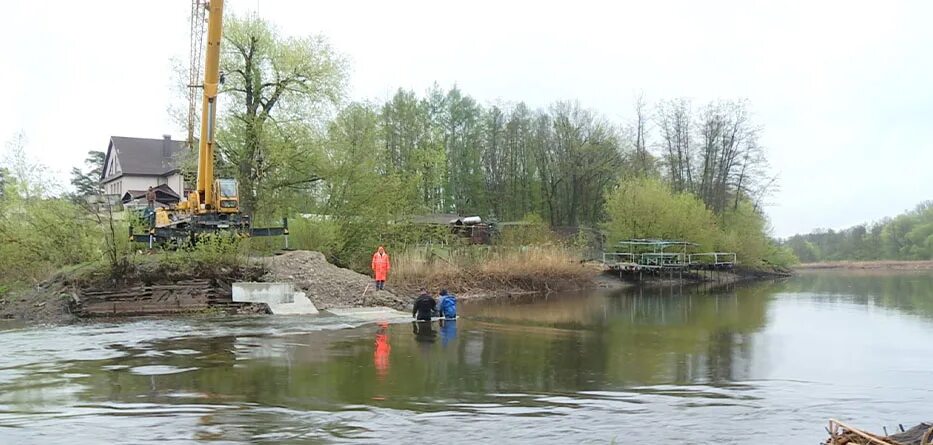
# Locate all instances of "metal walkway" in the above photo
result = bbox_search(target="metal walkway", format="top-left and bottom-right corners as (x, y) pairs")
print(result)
(601, 239), (736, 272)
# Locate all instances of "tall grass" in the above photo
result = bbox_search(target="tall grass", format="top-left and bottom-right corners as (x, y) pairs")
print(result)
(391, 245), (597, 294)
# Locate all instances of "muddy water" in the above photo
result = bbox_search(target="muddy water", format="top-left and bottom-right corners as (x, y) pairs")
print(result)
(1, 271), (932, 444)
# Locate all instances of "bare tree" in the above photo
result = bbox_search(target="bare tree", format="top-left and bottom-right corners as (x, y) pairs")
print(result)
(656, 98), (693, 193)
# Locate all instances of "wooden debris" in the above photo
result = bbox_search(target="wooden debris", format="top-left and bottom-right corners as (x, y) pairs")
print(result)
(76, 280), (231, 317)
(825, 419), (933, 445)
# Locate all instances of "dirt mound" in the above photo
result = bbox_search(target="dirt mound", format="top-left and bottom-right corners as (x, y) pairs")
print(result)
(0, 280), (76, 324)
(259, 251), (410, 311)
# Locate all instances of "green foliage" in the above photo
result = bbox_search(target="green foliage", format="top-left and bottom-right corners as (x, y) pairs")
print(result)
(784, 201), (933, 262)
(217, 12), (349, 216)
(604, 177), (719, 249)
(0, 140), (103, 286)
(718, 200), (771, 266)
(158, 234), (250, 271)
(286, 103), (420, 269)
(604, 178), (794, 268)
(69, 150), (105, 199)
(288, 217), (340, 257)
(2, 20), (787, 290)
(498, 213), (556, 246)
(375, 89), (625, 225)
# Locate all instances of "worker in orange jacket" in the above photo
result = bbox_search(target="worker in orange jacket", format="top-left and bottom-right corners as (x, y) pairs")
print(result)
(371, 246), (391, 290)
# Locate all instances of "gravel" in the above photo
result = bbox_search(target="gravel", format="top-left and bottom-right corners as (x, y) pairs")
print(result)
(258, 251), (410, 311)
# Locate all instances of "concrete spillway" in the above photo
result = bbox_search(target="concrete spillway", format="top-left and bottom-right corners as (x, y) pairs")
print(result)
(232, 282), (319, 315)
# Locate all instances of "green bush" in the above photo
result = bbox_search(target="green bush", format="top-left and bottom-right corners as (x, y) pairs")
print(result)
(497, 213), (556, 246)
(604, 177), (796, 268)
(157, 233), (251, 272)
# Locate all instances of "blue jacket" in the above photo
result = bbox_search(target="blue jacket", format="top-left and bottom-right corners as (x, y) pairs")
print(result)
(438, 294), (457, 319)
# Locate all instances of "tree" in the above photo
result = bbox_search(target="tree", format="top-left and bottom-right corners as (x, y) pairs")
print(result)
(604, 177), (718, 249)
(0, 168), (7, 202)
(440, 86), (486, 214)
(218, 13), (349, 215)
(783, 200), (933, 261)
(538, 101), (623, 226)
(0, 137), (101, 286)
(694, 100), (765, 213)
(629, 94), (655, 177)
(69, 150), (105, 198)
(657, 98), (693, 193)
(501, 102), (540, 220)
(380, 88), (446, 211)
(312, 103), (419, 267)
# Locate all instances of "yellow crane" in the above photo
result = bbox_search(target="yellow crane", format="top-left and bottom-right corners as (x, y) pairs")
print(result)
(133, 0), (286, 246)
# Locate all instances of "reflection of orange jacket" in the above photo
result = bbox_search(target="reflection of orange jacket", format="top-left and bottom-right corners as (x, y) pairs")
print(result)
(372, 252), (390, 281)
(374, 333), (390, 378)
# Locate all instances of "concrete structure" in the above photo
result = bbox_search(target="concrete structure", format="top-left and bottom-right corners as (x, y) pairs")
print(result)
(100, 135), (187, 202)
(232, 282), (319, 315)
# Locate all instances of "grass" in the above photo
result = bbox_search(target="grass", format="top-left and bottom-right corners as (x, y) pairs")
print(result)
(391, 244), (598, 294)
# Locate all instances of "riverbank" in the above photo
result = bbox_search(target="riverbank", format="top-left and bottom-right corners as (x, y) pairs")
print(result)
(0, 250), (791, 325)
(795, 260), (933, 271)
(0, 251), (407, 325)
(0, 249), (595, 325)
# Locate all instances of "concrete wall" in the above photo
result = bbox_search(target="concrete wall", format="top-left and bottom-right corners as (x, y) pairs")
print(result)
(232, 282), (318, 315)
(233, 283), (296, 304)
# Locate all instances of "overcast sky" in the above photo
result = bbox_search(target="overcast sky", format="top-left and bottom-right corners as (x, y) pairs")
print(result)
(2, 0), (931, 237)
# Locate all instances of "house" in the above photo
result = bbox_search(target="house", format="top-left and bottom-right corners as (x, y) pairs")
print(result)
(100, 135), (187, 206)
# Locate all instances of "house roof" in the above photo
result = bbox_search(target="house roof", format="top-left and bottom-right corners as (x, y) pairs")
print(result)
(121, 184), (181, 204)
(102, 136), (188, 181)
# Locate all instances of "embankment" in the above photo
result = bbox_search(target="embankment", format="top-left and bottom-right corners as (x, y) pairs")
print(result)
(794, 260), (933, 271)
(390, 247), (601, 302)
(0, 251), (408, 325)
(1, 249), (794, 325)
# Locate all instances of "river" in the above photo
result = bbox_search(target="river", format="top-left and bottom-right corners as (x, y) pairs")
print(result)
(1, 270), (931, 444)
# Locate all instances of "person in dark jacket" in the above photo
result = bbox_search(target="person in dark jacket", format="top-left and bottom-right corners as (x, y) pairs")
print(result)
(412, 288), (436, 321)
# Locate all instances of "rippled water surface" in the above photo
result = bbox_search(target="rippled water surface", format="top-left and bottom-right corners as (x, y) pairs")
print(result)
(2, 270), (932, 444)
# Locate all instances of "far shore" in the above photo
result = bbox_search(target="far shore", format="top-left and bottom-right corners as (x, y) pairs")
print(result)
(793, 260), (933, 271)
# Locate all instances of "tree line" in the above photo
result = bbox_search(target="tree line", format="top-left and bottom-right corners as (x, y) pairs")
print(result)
(0, 12), (793, 290)
(782, 201), (933, 262)
(207, 15), (774, 228)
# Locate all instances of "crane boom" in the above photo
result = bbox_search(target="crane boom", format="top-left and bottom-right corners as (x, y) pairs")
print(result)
(196, 0), (224, 208)
(130, 0), (288, 247)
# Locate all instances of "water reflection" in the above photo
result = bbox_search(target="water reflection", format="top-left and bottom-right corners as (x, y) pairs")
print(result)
(784, 270), (933, 318)
(373, 322), (390, 381)
(1, 272), (932, 444)
(439, 319), (458, 347)
(412, 320), (437, 346)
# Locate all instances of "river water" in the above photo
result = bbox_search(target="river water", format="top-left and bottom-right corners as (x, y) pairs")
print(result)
(1, 270), (932, 444)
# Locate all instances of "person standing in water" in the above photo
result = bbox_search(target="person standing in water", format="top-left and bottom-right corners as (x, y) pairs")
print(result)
(412, 288), (436, 322)
(437, 289), (457, 319)
(371, 246), (391, 290)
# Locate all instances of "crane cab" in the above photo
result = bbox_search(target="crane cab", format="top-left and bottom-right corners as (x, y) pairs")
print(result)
(215, 178), (240, 213)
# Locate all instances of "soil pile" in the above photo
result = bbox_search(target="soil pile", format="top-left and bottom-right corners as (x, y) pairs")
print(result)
(259, 251), (410, 311)
(0, 279), (76, 324)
